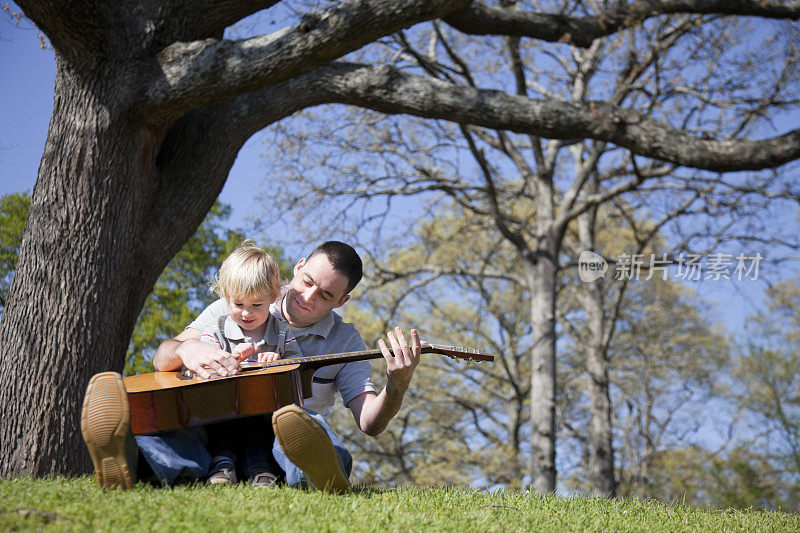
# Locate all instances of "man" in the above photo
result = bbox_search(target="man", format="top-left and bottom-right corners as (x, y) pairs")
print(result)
(81, 241), (420, 491)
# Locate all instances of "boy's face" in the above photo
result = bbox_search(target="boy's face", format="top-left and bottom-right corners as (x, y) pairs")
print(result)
(228, 290), (278, 334)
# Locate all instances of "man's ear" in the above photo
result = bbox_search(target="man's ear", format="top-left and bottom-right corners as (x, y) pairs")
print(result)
(334, 294), (350, 308)
(293, 257), (306, 275)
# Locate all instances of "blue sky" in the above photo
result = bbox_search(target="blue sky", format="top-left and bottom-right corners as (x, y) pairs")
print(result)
(2, 7), (794, 335)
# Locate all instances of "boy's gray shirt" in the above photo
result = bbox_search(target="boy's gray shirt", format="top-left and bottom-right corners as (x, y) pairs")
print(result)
(190, 298), (376, 418)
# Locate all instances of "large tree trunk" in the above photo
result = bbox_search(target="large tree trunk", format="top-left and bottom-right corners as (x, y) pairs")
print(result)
(0, 57), (167, 475)
(0, 53), (241, 477)
(578, 209), (616, 497)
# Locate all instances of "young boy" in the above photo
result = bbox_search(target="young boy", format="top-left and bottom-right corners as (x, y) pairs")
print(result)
(201, 241), (284, 486)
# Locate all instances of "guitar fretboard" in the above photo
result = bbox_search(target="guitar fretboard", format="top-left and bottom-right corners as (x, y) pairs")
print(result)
(239, 344), (493, 373)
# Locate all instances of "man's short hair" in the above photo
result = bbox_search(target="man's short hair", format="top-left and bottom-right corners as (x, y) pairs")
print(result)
(308, 241), (363, 294)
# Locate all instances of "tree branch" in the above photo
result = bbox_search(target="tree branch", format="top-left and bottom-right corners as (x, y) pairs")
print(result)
(177, 1), (281, 41)
(15, 0), (281, 59)
(140, 0), (470, 117)
(306, 62), (800, 171)
(444, 1), (800, 48)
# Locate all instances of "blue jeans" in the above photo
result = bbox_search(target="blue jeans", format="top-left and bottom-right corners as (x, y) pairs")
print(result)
(135, 408), (351, 487)
(206, 415), (277, 479)
(135, 426), (211, 485)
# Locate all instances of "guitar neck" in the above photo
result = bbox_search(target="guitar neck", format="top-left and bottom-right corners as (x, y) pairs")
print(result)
(240, 344), (494, 373)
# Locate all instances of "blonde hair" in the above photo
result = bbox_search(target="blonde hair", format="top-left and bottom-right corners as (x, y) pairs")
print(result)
(212, 240), (283, 301)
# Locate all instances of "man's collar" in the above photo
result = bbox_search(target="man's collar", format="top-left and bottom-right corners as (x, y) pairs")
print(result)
(308, 310), (335, 338)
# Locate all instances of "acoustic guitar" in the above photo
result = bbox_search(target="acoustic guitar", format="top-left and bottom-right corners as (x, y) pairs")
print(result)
(122, 344), (494, 435)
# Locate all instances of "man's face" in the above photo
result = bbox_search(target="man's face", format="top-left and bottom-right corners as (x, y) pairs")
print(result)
(282, 254), (350, 328)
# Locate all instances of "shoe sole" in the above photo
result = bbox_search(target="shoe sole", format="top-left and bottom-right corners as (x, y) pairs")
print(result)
(80, 372), (133, 489)
(208, 468), (237, 485)
(208, 477), (236, 485)
(272, 405), (349, 493)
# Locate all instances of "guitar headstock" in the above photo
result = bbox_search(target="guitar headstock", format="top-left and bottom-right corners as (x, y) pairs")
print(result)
(421, 344), (495, 363)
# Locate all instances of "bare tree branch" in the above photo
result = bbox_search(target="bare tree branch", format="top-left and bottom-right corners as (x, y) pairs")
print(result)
(281, 62), (800, 172)
(140, 0), (470, 117)
(444, 1), (800, 47)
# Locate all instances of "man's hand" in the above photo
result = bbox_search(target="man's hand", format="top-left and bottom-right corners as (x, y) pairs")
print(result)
(175, 338), (240, 379)
(378, 327), (421, 394)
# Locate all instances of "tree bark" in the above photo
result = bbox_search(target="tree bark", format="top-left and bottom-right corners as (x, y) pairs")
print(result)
(445, 1), (800, 47)
(578, 208), (617, 497)
(528, 250), (558, 493)
(528, 164), (559, 492)
(0, 57), (165, 475)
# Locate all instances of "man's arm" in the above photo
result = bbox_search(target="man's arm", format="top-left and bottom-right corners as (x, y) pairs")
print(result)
(153, 329), (199, 371)
(153, 328), (240, 378)
(348, 327), (420, 436)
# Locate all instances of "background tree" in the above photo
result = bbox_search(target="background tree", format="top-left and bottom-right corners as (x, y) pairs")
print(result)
(604, 277), (729, 497)
(2, 0), (799, 481)
(562, 275), (800, 512)
(255, 3), (799, 492)
(631, 445), (787, 511)
(725, 276), (800, 510)
(333, 207), (532, 489)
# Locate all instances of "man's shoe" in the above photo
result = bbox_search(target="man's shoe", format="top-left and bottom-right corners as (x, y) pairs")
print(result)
(272, 405), (350, 493)
(250, 471), (279, 488)
(80, 372), (134, 489)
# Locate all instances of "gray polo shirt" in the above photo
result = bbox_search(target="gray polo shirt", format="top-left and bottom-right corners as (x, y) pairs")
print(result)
(188, 298), (376, 418)
(200, 313), (276, 361)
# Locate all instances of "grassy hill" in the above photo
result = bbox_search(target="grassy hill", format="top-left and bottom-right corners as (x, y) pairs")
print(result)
(2, 477), (798, 532)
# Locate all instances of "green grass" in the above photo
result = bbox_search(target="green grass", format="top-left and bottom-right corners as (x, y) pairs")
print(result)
(1, 477), (798, 532)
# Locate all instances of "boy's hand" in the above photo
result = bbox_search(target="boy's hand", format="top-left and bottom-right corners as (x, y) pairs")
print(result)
(258, 351), (281, 363)
(232, 342), (258, 362)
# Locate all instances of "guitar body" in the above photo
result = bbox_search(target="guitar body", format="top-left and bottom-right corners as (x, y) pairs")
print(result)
(123, 364), (308, 434)
(121, 344), (493, 435)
